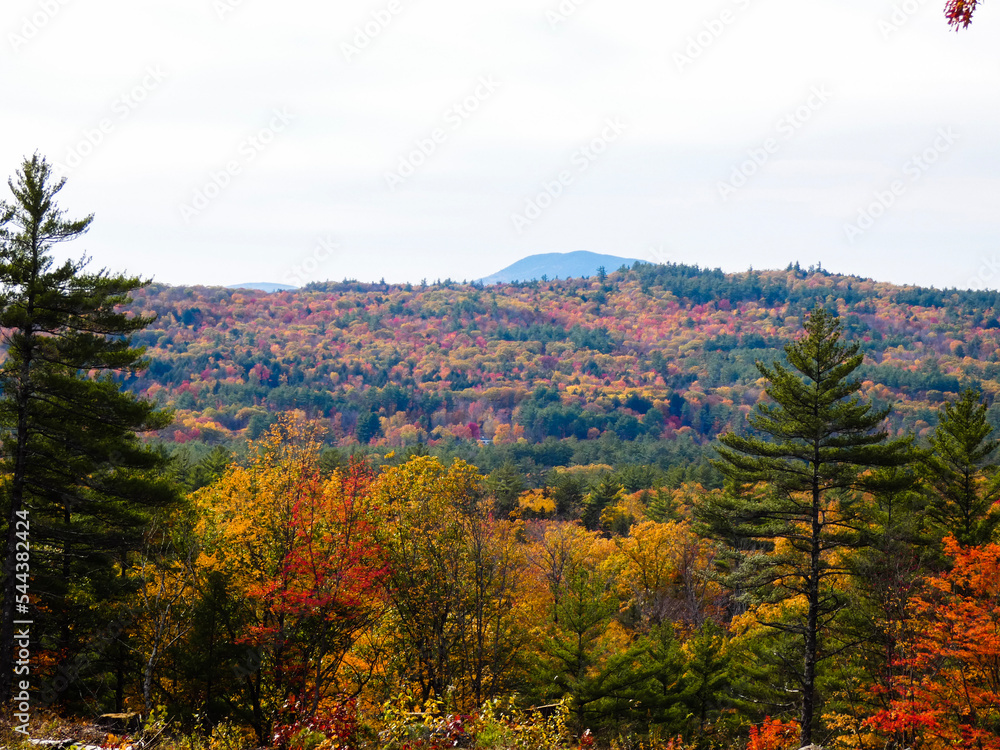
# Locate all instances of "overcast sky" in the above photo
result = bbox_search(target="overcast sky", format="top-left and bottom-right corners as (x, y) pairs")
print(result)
(3, 0), (999, 289)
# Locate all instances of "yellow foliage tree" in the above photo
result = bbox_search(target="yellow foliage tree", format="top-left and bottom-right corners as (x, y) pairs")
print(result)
(373, 456), (528, 710)
(192, 417), (387, 735)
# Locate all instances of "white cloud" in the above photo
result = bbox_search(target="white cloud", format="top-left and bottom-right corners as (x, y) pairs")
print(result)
(2, 0), (998, 287)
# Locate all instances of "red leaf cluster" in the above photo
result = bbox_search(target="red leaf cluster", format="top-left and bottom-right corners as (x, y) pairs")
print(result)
(945, 0), (981, 28)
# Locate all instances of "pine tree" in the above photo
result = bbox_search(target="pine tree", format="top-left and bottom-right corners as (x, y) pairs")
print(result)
(551, 472), (586, 518)
(696, 307), (911, 746)
(0, 154), (176, 703)
(532, 564), (649, 733)
(680, 620), (730, 738)
(824, 467), (929, 737)
(582, 474), (623, 531)
(484, 461), (527, 516)
(921, 387), (1000, 546)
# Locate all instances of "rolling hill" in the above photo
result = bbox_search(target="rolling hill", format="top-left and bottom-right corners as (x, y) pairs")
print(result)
(126, 263), (1000, 471)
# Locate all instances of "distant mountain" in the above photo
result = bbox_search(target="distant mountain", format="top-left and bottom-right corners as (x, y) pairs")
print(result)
(478, 251), (644, 284)
(227, 282), (298, 293)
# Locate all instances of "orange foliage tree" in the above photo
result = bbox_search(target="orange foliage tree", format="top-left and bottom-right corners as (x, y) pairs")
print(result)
(746, 716), (800, 750)
(865, 537), (1000, 749)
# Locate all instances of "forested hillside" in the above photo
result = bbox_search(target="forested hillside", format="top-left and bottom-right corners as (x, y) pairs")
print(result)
(9, 250), (1000, 750)
(128, 262), (1000, 459)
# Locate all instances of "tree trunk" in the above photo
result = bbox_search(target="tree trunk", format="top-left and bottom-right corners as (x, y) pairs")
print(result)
(800, 478), (822, 747)
(143, 642), (158, 715)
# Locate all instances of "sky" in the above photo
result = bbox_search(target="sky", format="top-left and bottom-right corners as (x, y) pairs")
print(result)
(3, 0), (999, 290)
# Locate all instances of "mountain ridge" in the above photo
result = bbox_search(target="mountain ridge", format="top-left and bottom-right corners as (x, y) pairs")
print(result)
(477, 251), (644, 284)
(227, 282), (298, 293)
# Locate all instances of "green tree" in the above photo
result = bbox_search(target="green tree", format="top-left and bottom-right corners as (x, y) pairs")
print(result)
(550, 472), (585, 517)
(582, 474), (624, 531)
(830, 467), (930, 740)
(355, 411), (382, 444)
(680, 620), (730, 738)
(634, 620), (732, 740)
(484, 461), (527, 516)
(696, 307), (910, 746)
(0, 154), (176, 702)
(532, 564), (648, 733)
(645, 487), (682, 523)
(185, 445), (232, 491)
(636, 623), (689, 734)
(921, 387), (1000, 545)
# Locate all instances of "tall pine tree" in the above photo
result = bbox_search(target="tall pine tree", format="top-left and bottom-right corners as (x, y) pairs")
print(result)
(0, 154), (176, 703)
(921, 387), (1000, 546)
(696, 307), (911, 746)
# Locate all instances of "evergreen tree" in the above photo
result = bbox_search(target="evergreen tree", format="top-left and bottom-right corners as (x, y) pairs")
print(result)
(921, 387), (1000, 545)
(633, 623), (688, 734)
(484, 461), (526, 516)
(0, 154), (176, 702)
(680, 620), (730, 739)
(833, 467), (929, 738)
(354, 411), (382, 444)
(696, 307), (910, 746)
(187, 445), (233, 491)
(550, 472), (586, 518)
(582, 474), (624, 531)
(645, 487), (681, 523)
(531, 565), (648, 733)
